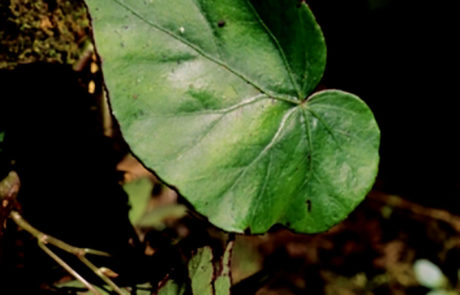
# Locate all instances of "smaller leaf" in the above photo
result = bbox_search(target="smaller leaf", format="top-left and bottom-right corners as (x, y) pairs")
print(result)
(156, 279), (186, 295)
(214, 241), (234, 295)
(134, 285), (155, 295)
(188, 247), (214, 295)
(123, 177), (154, 224)
(137, 204), (187, 229)
(55, 280), (110, 295)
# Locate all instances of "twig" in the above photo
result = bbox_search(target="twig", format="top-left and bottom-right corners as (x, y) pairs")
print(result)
(9, 210), (110, 257)
(38, 241), (101, 295)
(1, 172), (128, 295)
(80, 255), (127, 295)
(9, 209), (129, 295)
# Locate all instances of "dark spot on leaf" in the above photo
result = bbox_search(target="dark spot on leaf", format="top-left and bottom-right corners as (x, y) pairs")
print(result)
(132, 94), (138, 99)
(120, 42), (125, 48)
(218, 20), (226, 28)
(306, 199), (312, 212)
(123, 25), (129, 30)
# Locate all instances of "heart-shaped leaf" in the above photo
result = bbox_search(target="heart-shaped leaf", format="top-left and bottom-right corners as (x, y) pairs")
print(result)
(87, 0), (380, 233)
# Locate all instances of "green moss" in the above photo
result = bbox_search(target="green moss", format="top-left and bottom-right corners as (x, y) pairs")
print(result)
(0, 0), (90, 69)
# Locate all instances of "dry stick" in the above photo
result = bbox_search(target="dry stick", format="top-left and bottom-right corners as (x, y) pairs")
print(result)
(10, 211), (110, 257)
(2, 173), (128, 295)
(38, 241), (101, 295)
(79, 255), (127, 295)
(9, 210), (129, 295)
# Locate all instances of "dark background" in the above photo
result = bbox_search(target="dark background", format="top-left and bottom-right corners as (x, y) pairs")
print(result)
(308, 0), (459, 212)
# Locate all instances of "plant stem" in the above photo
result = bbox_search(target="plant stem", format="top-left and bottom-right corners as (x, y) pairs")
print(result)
(38, 241), (101, 295)
(2, 172), (128, 295)
(80, 255), (127, 295)
(9, 210), (129, 295)
(9, 210), (110, 257)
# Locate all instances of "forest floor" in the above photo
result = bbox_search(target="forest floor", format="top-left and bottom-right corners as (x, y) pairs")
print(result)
(231, 190), (460, 295)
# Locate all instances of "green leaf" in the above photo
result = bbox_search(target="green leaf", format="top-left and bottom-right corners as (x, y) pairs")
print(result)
(214, 241), (233, 295)
(87, 0), (380, 233)
(123, 177), (154, 224)
(137, 204), (187, 229)
(188, 246), (214, 295)
(124, 177), (187, 229)
(157, 279), (187, 295)
(55, 280), (110, 295)
(187, 243), (233, 295)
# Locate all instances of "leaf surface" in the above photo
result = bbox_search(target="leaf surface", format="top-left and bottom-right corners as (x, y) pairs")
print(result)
(87, 0), (380, 233)
(124, 177), (154, 224)
(188, 246), (214, 295)
(214, 241), (233, 295)
(157, 280), (186, 295)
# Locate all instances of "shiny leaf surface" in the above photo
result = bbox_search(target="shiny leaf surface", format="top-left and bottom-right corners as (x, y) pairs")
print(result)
(87, 0), (380, 233)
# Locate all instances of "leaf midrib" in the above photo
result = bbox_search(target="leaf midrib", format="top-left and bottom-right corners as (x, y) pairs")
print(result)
(111, 0), (301, 105)
(245, 0), (303, 99)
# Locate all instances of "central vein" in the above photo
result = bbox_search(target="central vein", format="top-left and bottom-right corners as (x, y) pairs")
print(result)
(110, 0), (300, 106)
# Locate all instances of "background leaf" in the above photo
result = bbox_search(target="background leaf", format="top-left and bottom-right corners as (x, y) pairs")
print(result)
(188, 246), (214, 295)
(55, 280), (110, 295)
(214, 241), (233, 295)
(186, 243), (233, 295)
(157, 279), (187, 295)
(87, 0), (380, 233)
(124, 177), (154, 224)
